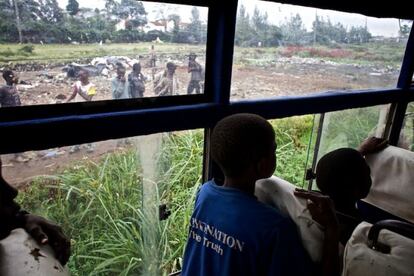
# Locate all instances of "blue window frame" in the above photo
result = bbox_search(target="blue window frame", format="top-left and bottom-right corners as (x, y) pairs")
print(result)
(1, 0), (414, 169)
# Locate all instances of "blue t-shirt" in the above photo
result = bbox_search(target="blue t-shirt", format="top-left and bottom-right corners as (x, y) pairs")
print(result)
(181, 180), (312, 276)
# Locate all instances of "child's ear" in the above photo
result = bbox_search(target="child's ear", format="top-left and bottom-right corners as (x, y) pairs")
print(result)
(257, 154), (276, 179)
(256, 158), (270, 178)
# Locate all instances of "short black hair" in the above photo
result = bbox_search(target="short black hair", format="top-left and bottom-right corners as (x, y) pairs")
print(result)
(2, 70), (13, 81)
(132, 63), (141, 71)
(211, 113), (275, 177)
(166, 62), (176, 70)
(316, 148), (371, 201)
(117, 66), (126, 73)
(79, 70), (89, 76)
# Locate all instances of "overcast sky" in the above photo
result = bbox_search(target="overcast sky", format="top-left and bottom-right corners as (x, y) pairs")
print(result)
(57, 0), (406, 37)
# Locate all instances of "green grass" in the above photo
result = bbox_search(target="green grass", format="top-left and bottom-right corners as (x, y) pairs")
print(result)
(0, 41), (406, 68)
(18, 130), (204, 275)
(271, 115), (314, 186)
(233, 41), (406, 68)
(0, 43), (206, 64)
(15, 115), (337, 275)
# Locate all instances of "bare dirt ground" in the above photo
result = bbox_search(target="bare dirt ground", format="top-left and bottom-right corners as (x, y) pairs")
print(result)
(1, 56), (399, 187)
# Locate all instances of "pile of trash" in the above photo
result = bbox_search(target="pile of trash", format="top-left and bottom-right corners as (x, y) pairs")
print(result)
(61, 56), (141, 78)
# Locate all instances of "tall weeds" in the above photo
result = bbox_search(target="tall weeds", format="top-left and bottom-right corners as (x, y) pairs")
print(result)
(17, 118), (311, 275)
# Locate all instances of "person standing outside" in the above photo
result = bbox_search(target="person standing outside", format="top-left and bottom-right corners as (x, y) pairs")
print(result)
(128, 63), (146, 98)
(66, 70), (96, 103)
(66, 70), (96, 153)
(112, 66), (129, 100)
(154, 62), (179, 96)
(149, 45), (156, 68)
(0, 70), (29, 162)
(0, 70), (21, 108)
(187, 53), (202, 95)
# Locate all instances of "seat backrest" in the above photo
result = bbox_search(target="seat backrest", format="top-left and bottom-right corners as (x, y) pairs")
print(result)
(0, 228), (69, 276)
(255, 176), (324, 262)
(343, 221), (414, 276)
(364, 145), (414, 223)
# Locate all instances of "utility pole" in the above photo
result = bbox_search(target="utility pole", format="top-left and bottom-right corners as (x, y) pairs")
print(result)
(13, 0), (23, 43)
(313, 9), (317, 45)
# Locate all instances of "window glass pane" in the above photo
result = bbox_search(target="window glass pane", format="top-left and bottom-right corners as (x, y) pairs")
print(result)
(0, 2), (208, 107)
(317, 105), (389, 158)
(269, 115), (315, 187)
(400, 102), (414, 151)
(2, 130), (203, 275)
(300, 105), (389, 190)
(232, 0), (411, 100)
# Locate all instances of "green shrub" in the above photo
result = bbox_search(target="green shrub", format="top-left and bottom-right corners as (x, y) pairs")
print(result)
(0, 47), (16, 56)
(19, 44), (35, 54)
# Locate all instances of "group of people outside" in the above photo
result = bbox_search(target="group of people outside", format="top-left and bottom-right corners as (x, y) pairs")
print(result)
(0, 49), (204, 110)
(110, 50), (203, 99)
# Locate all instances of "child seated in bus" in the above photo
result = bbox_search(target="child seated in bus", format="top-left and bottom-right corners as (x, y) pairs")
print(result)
(182, 113), (339, 276)
(314, 137), (387, 244)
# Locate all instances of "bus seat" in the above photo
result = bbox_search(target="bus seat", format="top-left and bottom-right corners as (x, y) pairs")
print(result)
(0, 228), (69, 276)
(357, 200), (411, 225)
(342, 220), (414, 276)
(364, 145), (414, 223)
(255, 176), (324, 263)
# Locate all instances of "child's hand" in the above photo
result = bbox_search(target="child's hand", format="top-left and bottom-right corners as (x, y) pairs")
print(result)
(358, 137), (388, 156)
(24, 214), (71, 265)
(294, 189), (338, 231)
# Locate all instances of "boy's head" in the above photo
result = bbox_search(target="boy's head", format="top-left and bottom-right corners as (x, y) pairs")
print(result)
(132, 63), (141, 73)
(189, 53), (197, 61)
(211, 113), (276, 179)
(117, 66), (126, 78)
(316, 148), (372, 205)
(166, 62), (177, 74)
(79, 70), (89, 83)
(2, 70), (18, 85)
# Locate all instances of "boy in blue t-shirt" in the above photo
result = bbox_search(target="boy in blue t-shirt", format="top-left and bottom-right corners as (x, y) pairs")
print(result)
(182, 113), (339, 276)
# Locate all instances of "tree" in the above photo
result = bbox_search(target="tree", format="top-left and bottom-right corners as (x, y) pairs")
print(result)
(39, 0), (64, 23)
(281, 13), (308, 45)
(312, 15), (331, 44)
(66, 0), (79, 16)
(311, 15), (351, 45)
(13, 0), (23, 42)
(399, 19), (412, 38)
(168, 14), (181, 42)
(105, 0), (118, 15)
(235, 4), (253, 46)
(347, 26), (372, 44)
(152, 3), (176, 32)
(0, 0), (19, 42)
(86, 11), (116, 42)
(235, 5), (282, 47)
(116, 0), (147, 26)
(187, 7), (202, 44)
(331, 22), (347, 43)
(251, 6), (267, 45)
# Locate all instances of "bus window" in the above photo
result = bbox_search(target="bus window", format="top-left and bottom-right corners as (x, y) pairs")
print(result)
(231, 0), (411, 100)
(0, 2), (208, 107)
(2, 129), (203, 275)
(400, 102), (414, 151)
(305, 105), (389, 188)
(269, 115), (316, 187)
